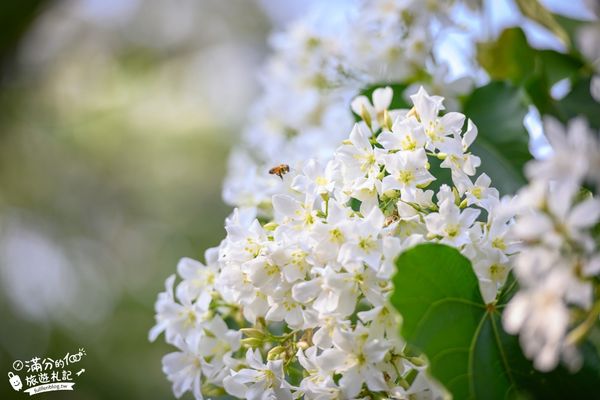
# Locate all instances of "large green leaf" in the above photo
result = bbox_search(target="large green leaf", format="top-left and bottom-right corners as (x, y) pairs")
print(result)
(476, 26), (598, 131)
(463, 82), (531, 194)
(477, 27), (583, 86)
(477, 28), (535, 84)
(391, 243), (600, 399)
(557, 77), (600, 130)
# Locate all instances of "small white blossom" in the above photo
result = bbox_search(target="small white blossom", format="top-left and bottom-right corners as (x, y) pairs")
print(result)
(223, 349), (293, 400)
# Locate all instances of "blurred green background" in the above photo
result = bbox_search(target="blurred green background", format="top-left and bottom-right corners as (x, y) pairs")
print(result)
(0, 0), (270, 398)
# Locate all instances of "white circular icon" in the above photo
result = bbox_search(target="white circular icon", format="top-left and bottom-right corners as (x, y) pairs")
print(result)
(12, 360), (23, 372)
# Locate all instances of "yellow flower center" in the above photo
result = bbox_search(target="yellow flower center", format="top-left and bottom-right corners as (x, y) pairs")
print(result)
(398, 170), (414, 185)
(445, 224), (459, 238)
(329, 228), (345, 244)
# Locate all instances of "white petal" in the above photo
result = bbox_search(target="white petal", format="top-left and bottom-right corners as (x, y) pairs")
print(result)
(462, 119), (478, 148)
(292, 279), (321, 304)
(441, 112), (466, 133)
(372, 86), (393, 111)
(351, 95), (372, 116)
(272, 195), (299, 217)
(569, 198), (600, 228)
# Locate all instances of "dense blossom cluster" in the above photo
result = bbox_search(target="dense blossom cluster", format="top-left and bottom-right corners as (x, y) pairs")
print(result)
(503, 117), (600, 372)
(150, 1), (600, 398)
(223, 0), (473, 212)
(151, 87), (515, 399)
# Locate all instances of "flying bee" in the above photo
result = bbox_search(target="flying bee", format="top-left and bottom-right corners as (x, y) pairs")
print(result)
(269, 164), (290, 180)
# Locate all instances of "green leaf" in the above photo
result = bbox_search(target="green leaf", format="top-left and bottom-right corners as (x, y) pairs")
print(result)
(463, 81), (531, 194)
(515, 0), (570, 47)
(348, 197), (362, 212)
(477, 28), (535, 84)
(391, 243), (501, 398)
(391, 243), (600, 399)
(557, 77), (600, 130)
(476, 26), (596, 132)
(523, 72), (563, 119)
(552, 14), (587, 48)
(537, 50), (584, 86)
(477, 27), (583, 86)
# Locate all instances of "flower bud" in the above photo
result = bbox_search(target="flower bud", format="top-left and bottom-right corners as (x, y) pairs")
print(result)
(397, 377), (410, 390)
(202, 384), (226, 397)
(267, 345), (286, 360)
(383, 109), (393, 131)
(296, 341), (309, 350)
(240, 328), (265, 339)
(263, 222), (278, 231)
(407, 356), (427, 367)
(360, 103), (372, 129)
(241, 338), (263, 348)
(406, 106), (419, 121)
(452, 187), (461, 205)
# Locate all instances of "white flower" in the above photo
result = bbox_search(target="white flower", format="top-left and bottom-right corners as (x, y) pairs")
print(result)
(162, 335), (205, 400)
(437, 122), (481, 177)
(514, 187), (600, 251)
(198, 316), (242, 382)
(223, 349), (293, 400)
(243, 255), (282, 292)
(410, 86), (465, 147)
(473, 250), (511, 304)
(357, 305), (399, 338)
(221, 210), (268, 264)
(149, 275), (211, 344)
(526, 117), (593, 192)
(504, 116), (600, 373)
(378, 115), (427, 152)
(425, 186), (480, 247)
(503, 271), (574, 372)
(457, 173), (499, 212)
(265, 284), (306, 329)
(291, 159), (337, 196)
(351, 86), (394, 130)
(175, 253), (218, 305)
(296, 346), (341, 399)
(338, 206), (385, 270)
(319, 325), (391, 398)
(381, 148), (435, 201)
(270, 242), (311, 283)
(336, 123), (382, 180)
(273, 194), (319, 230)
(293, 267), (358, 318)
(310, 199), (353, 266)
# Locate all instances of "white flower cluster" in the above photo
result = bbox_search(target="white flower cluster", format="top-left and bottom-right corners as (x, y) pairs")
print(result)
(503, 117), (600, 372)
(151, 87), (515, 399)
(223, 0), (473, 212)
